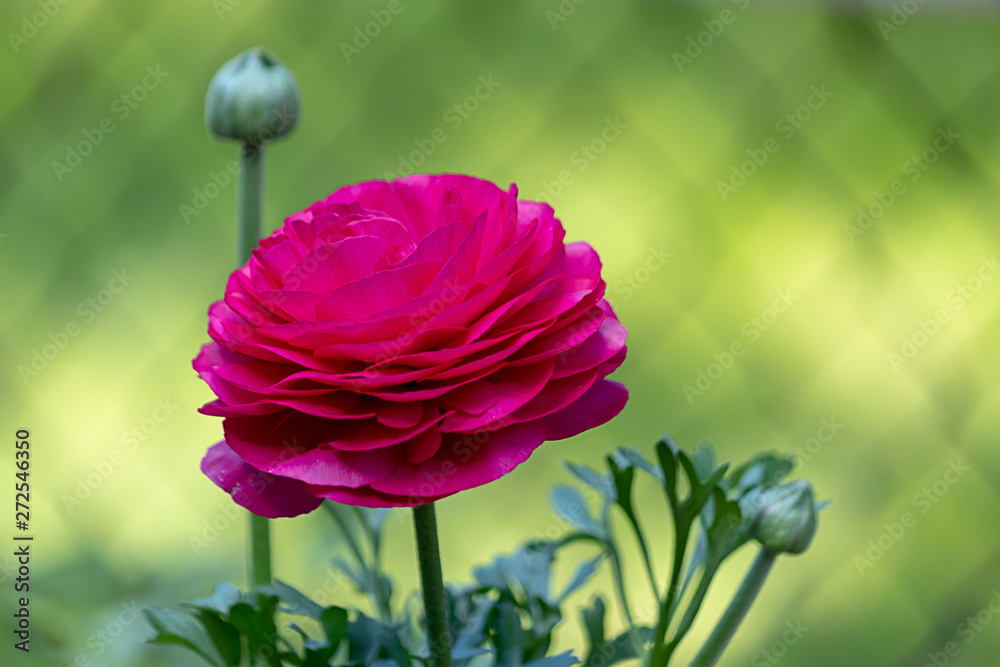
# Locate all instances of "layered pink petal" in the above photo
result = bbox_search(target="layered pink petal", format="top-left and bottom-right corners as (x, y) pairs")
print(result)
(195, 174), (628, 511)
(201, 441), (323, 518)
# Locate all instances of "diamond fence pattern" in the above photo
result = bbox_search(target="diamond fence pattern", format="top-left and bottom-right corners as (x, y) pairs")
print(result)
(2, 1), (1000, 665)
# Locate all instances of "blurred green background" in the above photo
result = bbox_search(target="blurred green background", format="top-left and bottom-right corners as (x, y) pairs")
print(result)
(2, 0), (1000, 665)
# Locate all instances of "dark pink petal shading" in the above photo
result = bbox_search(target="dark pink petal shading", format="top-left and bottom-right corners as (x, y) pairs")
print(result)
(201, 441), (323, 518)
(542, 380), (629, 440)
(195, 174), (628, 512)
(368, 422), (549, 498)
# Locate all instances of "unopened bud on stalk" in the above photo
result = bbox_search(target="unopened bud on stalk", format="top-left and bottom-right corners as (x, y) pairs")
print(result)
(205, 47), (300, 144)
(751, 480), (817, 555)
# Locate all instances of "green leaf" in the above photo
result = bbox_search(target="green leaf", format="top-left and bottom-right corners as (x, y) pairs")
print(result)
(728, 452), (795, 497)
(685, 463), (730, 521)
(564, 461), (616, 501)
(182, 583), (244, 616)
(704, 491), (743, 566)
(474, 543), (556, 603)
(452, 596), (494, 657)
(581, 596), (606, 649)
(522, 597), (561, 661)
(524, 651), (580, 667)
(258, 580), (324, 620)
(606, 455), (658, 593)
(320, 605), (348, 652)
(557, 554), (604, 604)
(678, 528), (708, 603)
(677, 450), (700, 501)
(667, 490), (746, 653)
(691, 441), (716, 482)
(452, 646), (492, 661)
(584, 628), (653, 667)
(493, 600), (525, 666)
(654, 437), (680, 509)
(288, 622), (337, 667)
(614, 446), (664, 485)
(144, 606), (225, 667)
(554, 531), (607, 551)
(331, 555), (367, 592)
(345, 614), (379, 664)
(228, 596), (282, 667)
(191, 609), (242, 667)
(549, 484), (606, 538)
(346, 613), (412, 666)
(606, 457), (636, 521)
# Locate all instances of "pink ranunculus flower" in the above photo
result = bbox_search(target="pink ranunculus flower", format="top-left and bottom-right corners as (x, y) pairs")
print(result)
(195, 174), (627, 516)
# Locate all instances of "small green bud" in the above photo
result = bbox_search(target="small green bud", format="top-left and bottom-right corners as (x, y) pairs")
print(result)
(750, 480), (817, 555)
(205, 47), (299, 143)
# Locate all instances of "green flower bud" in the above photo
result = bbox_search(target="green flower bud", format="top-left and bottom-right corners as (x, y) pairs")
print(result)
(750, 480), (817, 555)
(205, 47), (299, 144)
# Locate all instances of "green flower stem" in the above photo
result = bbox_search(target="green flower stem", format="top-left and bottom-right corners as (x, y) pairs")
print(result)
(627, 512), (660, 602)
(248, 513), (272, 587)
(665, 563), (716, 655)
(238, 141), (263, 265)
(238, 139), (269, 589)
(412, 503), (453, 667)
(606, 539), (645, 657)
(647, 528), (689, 667)
(689, 548), (778, 667)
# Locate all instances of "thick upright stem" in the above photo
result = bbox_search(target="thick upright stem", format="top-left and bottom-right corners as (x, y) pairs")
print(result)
(239, 140), (269, 589)
(238, 141), (263, 265)
(689, 548), (778, 667)
(412, 503), (453, 667)
(248, 513), (272, 587)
